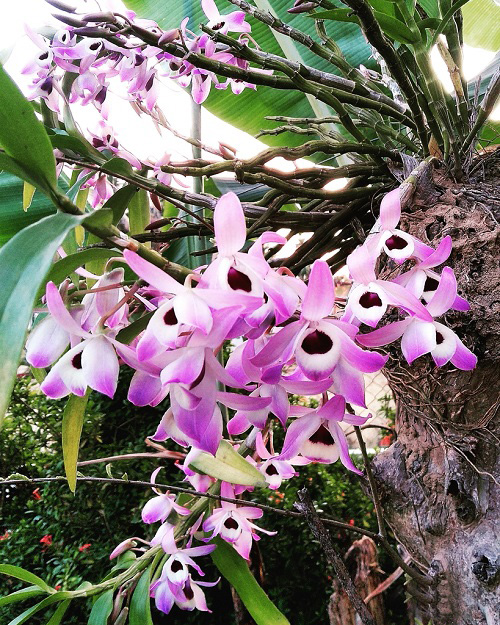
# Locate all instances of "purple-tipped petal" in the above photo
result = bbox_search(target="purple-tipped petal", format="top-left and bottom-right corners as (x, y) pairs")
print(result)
(250, 320), (305, 368)
(280, 412), (321, 460)
(82, 336), (119, 398)
(46, 282), (88, 338)
(213, 192), (246, 256)
(40, 367), (69, 399)
(124, 250), (182, 295)
(217, 391), (271, 411)
(329, 422), (362, 474)
(356, 319), (411, 348)
(316, 394), (345, 421)
(173, 291), (213, 334)
(201, 0), (219, 21)
(401, 320), (437, 364)
(347, 242), (378, 284)
(419, 236), (452, 270)
(128, 370), (162, 406)
(339, 332), (387, 373)
(375, 280), (433, 321)
(301, 260), (335, 321)
(224, 11), (251, 32)
(26, 316), (69, 368)
(379, 188), (401, 231)
(426, 267), (457, 317)
(450, 335), (477, 370)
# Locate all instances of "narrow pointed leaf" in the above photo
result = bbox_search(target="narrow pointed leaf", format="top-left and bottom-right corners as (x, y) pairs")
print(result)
(87, 589), (114, 625)
(62, 390), (91, 492)
(0, 586), (46, 608)
(22, 183), (36, 211)
(211, 537), (290, 625)
(6, 592), (72, 625)
(129, 566), (154, 625)
(129, 188), (150, 235)
(46, 600), (71, 625)
(0, 565), (54, 594)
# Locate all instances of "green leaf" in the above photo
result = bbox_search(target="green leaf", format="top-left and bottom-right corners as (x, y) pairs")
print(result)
(0, 153), (46, 191)
(103, 184), (139, 225)
(0, 565), (54, 594)
(104, 157), (134, 177)
(83, 208), (114, 230)
(6, 592), (72, 625)
(374, 11), (420, 43)
(0, 586), (46, 608)
(129, 188), (150, 235)
(311, 9), (359, 23)
(462, 0), (500, 51)
(428, 0), (472, 48)
(88, 589), (114, 625)
(0, 173), (55, 247)
(62, 390), (91, 492)
(190, 440), (266, 486)
(129, 567), (153, 625)
(0, 64), (57, 192)
(211, 537), (290, 625)
(46, 600), (71, 625)
(115, 311), (153, 344)
(39, 249), (119, 298)
(0, 211), (83, 425)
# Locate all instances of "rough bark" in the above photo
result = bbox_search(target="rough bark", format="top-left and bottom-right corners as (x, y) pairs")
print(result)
(373, 152), (500, 625)
(328, 536), (385, 625)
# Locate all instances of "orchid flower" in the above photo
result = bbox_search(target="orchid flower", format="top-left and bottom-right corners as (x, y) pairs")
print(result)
(345, 237), (434, 328)
(141, 468), (191, 524)
(150, 525), (217, 614)
(357, 267), (477, 370)
(280, 395), (367, 474)
(39, 282), (121, 399)
(203, 484), (275, 560)
(201, 0), (251, 34)
(251, 259), (387, 381)
(254, 433), (307, 489)
(393, 235), (470, 311)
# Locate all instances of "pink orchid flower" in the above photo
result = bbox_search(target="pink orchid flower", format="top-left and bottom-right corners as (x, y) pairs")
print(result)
(39, 282), (121, 399)
(203, 484), (275, 560)
(201, 0), (251, 35)
(357, 267), (477, 370)
(280, 395), (367, 474)
(251, 259), (387, 381)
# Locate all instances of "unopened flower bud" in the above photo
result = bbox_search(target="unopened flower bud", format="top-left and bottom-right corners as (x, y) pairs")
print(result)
(81, 12), (117, 24)
(109, 538), (137, 560)
(158, 29), (180, 44)
(219, 142), (237, 159)
(287, 2), (319, 13)
(52, 13), (87, 27)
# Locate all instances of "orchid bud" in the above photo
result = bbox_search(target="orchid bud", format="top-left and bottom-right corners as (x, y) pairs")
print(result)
(45, 0), (76, 12)
(158, 29), (180, 44)
(81, 12), (117, 24)
(52, 13), (87, 27)
(109, 538), (137, 560)
(219, 142), (237, 159)
(287, 2), (319, 13)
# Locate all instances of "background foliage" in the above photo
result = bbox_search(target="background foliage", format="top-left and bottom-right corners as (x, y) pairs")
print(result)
(0, 375), (402, 624)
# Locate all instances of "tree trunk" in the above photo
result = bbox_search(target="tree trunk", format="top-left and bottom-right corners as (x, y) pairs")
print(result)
(373, 154), (500, 625)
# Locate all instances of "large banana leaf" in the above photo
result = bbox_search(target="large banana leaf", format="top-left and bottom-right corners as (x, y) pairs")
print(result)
(125, 0), (374, 145)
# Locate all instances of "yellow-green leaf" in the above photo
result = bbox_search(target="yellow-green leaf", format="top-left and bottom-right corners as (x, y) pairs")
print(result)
(62, 390), (90, 492)
(190, 440), (266, 486)
(22, 183), (35, 212)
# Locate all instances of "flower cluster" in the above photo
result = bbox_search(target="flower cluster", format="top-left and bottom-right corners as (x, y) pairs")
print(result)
(26, 183), (475, 614)
(21, 0), (259, 207)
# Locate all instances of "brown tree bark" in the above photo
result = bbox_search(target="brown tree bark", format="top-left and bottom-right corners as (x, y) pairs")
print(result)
(328, 536), (385, 625)
(373, 153), (500, 625)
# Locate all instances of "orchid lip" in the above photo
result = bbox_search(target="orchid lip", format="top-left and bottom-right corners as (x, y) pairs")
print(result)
(384, 235), (408, 251)
(359, 291), (383, 309)
(301, 330), (333, 355)
(224, 516), (239, 530)
(71, 352), (83, 370)
(424, 276), (439, 292)
(227, 267), (252, 292)
(309, 424), (335, 445)
(163, 308), (178, 325)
